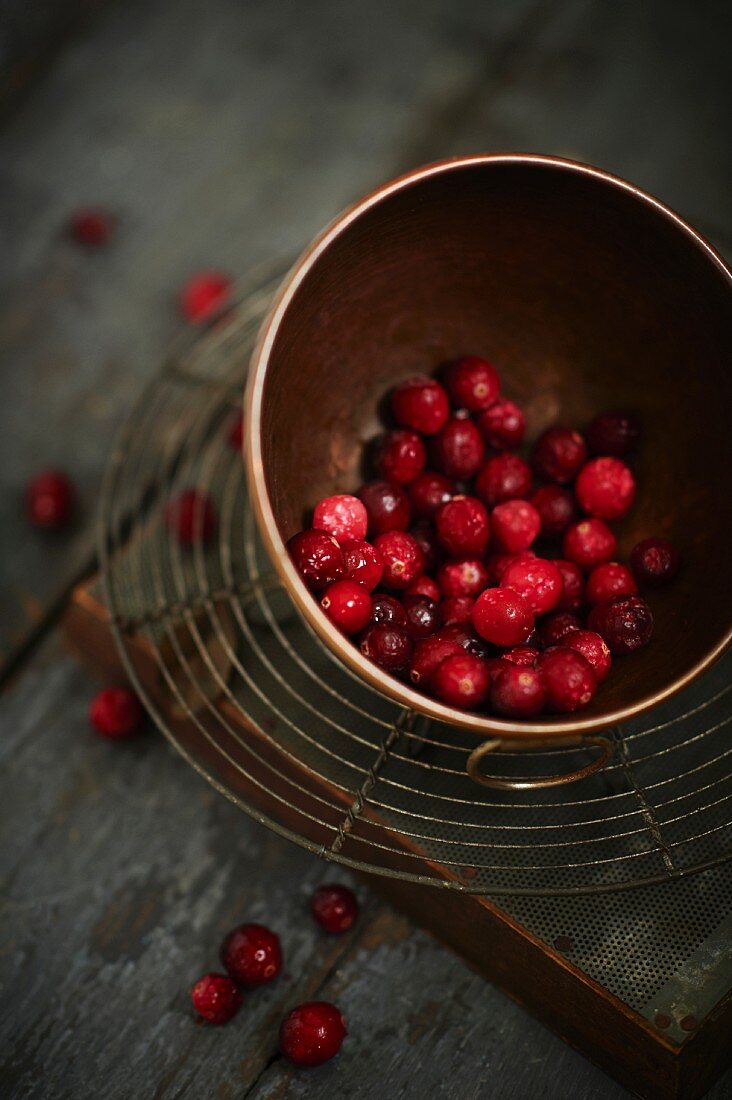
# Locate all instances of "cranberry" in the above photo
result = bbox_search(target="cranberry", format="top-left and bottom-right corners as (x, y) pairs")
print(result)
(500, 557), (563, 616)
(475, 453), (532, 507)
(409, 633), (464, 686)
(438, 622), (492, 660)
(530, 485), (577, 539)
(409, 471), (455, 519)
(531, 427), (587, 483)
(313, 494), (368, 542)
(371, 594), (407, 627)
(429, 418), (485, 480)
(165, 489), (216, 545)
(358, 480), (410, 535)
(373, 429), (426, 485)
(190, 973), (242, 1025)
(485, 549), (535, 584)
(280, 1001), (347, 1067)
(490, 664), (546, 717)
(562, 519), (617, 571)
(539, 612), (582, 647)
(442, 355), (500, 411)
(373, 530), (424, 589)
(586, 562), (638, 606)
(341, 539), (383, 591)
(403, 595), (440, 639)
(564, 629), (612, 682)
(180, 270), (231, 323)
(432, 653), (490, 708)
(360, 622), (412, 671)
(490, 499), (541, 553)
(89, 687), (144, 740)
(310, 883), (359, 933)
(502, 645), (540, 667)
(391, 375), (449, 435)
(435, 495), (490, 557)
(630, 537), (680, 588)
(539, 648), (596, 712)
(476, 398), (526, 449)
(405, 575), (441, 602)
(227, 413), (244, 451)
(472, 588), (534, 647)
(439, 596), (475, 625)
(287, 529), (344, 590)
(588, 595), (654, 655)
(409, 519), (442, 573)
(586, 410), (640, 457)
(24, 469), (75, 529)
(575, 457), (636, 520)
(69, 206), (114, 246)
(220, 923), (282, 987)
(555, 559), (585, 612)
(437, 557), (489, 599)
(320, 580), (373, 634)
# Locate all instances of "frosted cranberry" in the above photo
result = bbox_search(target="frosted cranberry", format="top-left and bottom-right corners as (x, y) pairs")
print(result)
(410, 634), (464, 686)
(500, 557), (563, 616)
(586, 562), (638, 606)
(564, 630), (612, 682)
(576, 457), (636, 520)
(502, 645), (540, 667)
(165, 489), (216, 545)
(539, 611), (582, 647)
(432, 653), (490, 709)
(373, 429), (426, 485)
(475, 453), (532, 507)
(69, 206), (114, 246)
(374, 531), (424, 589)
(280, 1001), (347, 1067)
(341, 539), (383, 591)
(409, 471), (455, 518)
(287, 529), (344, 590)
(631, 537), (680, 588)
(476, 398), (526, 449)
(361, 622), (412, 671)
(311, 884), (359, 933)
(409, 519), (442, 573)
(435, 495), (490, 557)
(405, 575), (441, 602)
(472, 588), (534, 646)
(485, 550), (535, 584)
(439, 596), (475, 625)
(227, 412), (244, 451)
(437, 557), (489, 599)
(391, 375), (449, 435)
(531, 427), (587, 483)
(320, 580), (372, 634)
(539, 648), (596, 713)
(588, 595), (654, 655)
(490, 664), (546, 717)
(191, 973), (242, 1025)
(429, 418), (485, 480)
(442, 355), (500, 411)
(220, 923), (282, 987)
(25, 469), (75, 529)
(313, 493), (368, 542)
(491, 499), (541, 553)
(530, 485), (577, 539)
(403, 596), (440, 639)
(358, 480), (410, 535)
(586, 410), (640, 457)
(89, 687), (144, 740)
(371, 594), (407, 626)
(180, 270), (231, 323)
(555, 559), (585, 612)
(562, 519), (617, 571)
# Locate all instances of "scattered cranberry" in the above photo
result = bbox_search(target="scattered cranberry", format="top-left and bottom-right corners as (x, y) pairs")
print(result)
(472, 588), (534, 647)
(287, 530), (344, 591)
(391, 376), (449, 435)
(220, 923), (282, 987)
(540, 648), (597, 712)
(429, 418), (485, 480)
(373, 429), (426, 485)
(310, 883), (359, 933)
(531, 427), (587, 484)
(180, 270), (231, 323)
(227, 413), (244, 451)
(403, 595), (440, 639)
(575, 457), (636, 521)
(475, 453), (532, 507)
(373, 531), (424, 589)
(491, 664), (546, 717)
(409, 471), (455, 519)
(539, 611), (582, 647)
(405, 575), (441, 602)
(442, 355), (500, 411)
(491, 499), (541, 553)
(24, 469), (75, 529)
(313, 494), (368, 542)
(280, 1001), (347, 1067)
(320, 580), (373, 634)
(341, 539), (383, 591)
(361, 622), (413, 671)
(435, 495), (490, 557)
(588, 595), (654, 655)
(530, 485), (576, 539)
(630, 537), (680, 588)
(562, 519), (617, 571)
(371, 594), (407, 626)
(409, 519), (442, 573)
(585, 562), (638, 606)
(165, 489), (216, 545)
(409, 633), (464, 686)
(358, 480), (410, 535)
(555, 559), (585, 612)
(437, 557), (489, 599)
(432, 653), (490, 708)
(502, 645), (541, 667)
(500, 556), (563, 616)
(439, 596), (475, 625)
(69, 206), (114, 246)
(191, 973), (242, 1025)
(476, 398), (526, 449)
(586, 410), (640, 457)
(564, 629), (612, 682)
(89, 687), (144, 740)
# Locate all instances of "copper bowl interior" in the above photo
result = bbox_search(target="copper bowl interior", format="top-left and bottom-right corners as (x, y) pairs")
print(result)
(245, 156), (732, 739)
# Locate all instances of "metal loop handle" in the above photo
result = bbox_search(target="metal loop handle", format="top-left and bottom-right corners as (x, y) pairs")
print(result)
(467, 735), (615, 790)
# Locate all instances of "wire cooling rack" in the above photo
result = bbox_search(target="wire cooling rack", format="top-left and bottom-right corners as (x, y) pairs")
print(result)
(99, 264), (732, 897)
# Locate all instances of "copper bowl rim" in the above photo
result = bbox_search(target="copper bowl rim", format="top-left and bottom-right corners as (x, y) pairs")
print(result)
(244, 153), (732, 741)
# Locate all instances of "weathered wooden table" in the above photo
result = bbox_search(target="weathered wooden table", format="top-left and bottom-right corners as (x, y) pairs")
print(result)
(1, 2), (730, 1096)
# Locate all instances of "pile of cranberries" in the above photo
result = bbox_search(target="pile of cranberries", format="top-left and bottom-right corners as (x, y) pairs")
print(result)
(287, 358), (679, 718)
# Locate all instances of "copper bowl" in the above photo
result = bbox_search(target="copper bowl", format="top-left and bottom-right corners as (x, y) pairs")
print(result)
(244, 155), (732, 759)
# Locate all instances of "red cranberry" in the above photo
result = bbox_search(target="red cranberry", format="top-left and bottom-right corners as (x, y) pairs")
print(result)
(588, 595), (654, 655)
(437, 557), (489, 599)
(180, 270), (231, 323)
(630, 537), (680, 588)
(320, 580), (372, 634)
(358, 480), (410, 535)
(530, 485), (577, 539)
(435, 495), (490, 557)
(403, 595), (440, 639)
(371, 594), (407, 626)
(24, 469), (75, 529)
(485, 550), (535, 584)
(472, 588), (534, 646)
(190, 973), (242, 1025)
(555, 559), (585, 612)
(280, 1001), (347, 1067)
(539, 611), (582, 647)
(341, 539), (383, 591)
(531, 427), (587, 483)
(373, 531), (424, 589)
(502, 645), (540, 667)
(490, 664), (546, 717)
(227, 413), (244, 451)
(287, 529), (344, 590)
(360, 622), (412, 671)
(69, 206), (114, 246)
(165, 489), (216, 545)
(89, 687), (144, 740)
(562, 519), (617, 571)
(409, 633), (464, 686)
(539, 648), (596, 712)
(476, 398), (526, 449)
(500, 557), (563, 616)
(391, 375), (449, 435)
(490, 499), (541, 553)
(475, 453), (532, 507)
(432, 653), (490, 709)
(310, 884), (359, 933)
(429, 418), (485, 480)
(564, 629), (612, 682)
(220, 923), (282, 987)
(586, 562), (638, 606)
(373, 429), (426, 485)
(409, 519), (442, 573)
(438, 622), (492, 660)
(442, 355), (500, 411)
(575, 457), (636, 520)
(439, 596), (475, 625)
(313, 494), (368, 542)
(586, 410), (640, 457)
(405, 575), (441, 601)
(409, 471), (455, 519)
